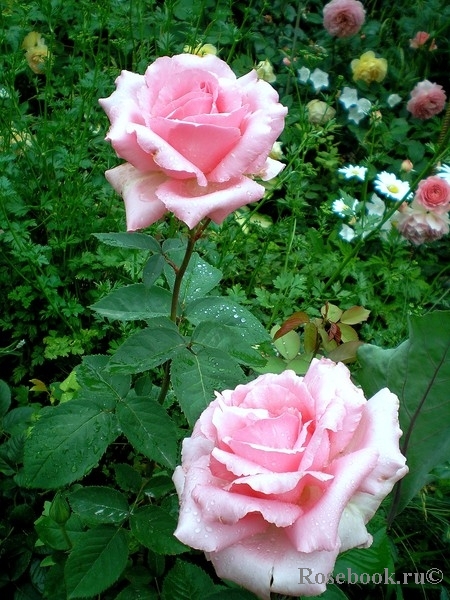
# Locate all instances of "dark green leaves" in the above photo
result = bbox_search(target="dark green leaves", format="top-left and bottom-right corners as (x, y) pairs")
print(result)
(116, 395), (178, 469)
(65, 526), (129, 599)
(357, 311), (450, 519)
(22, 399), (118, 489)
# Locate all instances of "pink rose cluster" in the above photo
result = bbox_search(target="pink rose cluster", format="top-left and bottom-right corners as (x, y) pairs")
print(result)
(173, 358), (408, 599)
(409, 31), (437, 51)
(397, 176), (450, 245)
(323, 0), (366, 38)
(99, 54), (287, 230)
(406, 80), (447, 119)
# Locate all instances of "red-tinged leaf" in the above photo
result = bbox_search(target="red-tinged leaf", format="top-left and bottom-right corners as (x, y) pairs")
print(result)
(273, 311), (310, 340)
(304, 322), (319, 354)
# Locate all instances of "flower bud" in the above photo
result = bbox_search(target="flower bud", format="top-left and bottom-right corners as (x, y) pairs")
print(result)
(307, 99), (336, 124)
(49, 493), (71, 525)
(401, 159), (414, 172)
(255, 59), (276, 83)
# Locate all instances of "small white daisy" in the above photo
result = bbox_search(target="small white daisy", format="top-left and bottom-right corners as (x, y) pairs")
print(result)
(309, 68), (329, 91)
(387, 94), (402, 108)
(374, 172), (410, 201)
(437, 164), (450, 184)
(338, 165), (367, 181)
(339, 224), (356, 242)
(298, 66), (311, 83)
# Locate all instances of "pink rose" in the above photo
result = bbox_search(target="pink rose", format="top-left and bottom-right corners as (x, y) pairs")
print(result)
(414, 176), (450, 213)
(173, 359), (408, 599)
(396, 200), (449, 245)
(406, 80), (447, 119)
(409, 31), (437, 50)
(323, 0), (366, 38)
(99, 54), (287, 230)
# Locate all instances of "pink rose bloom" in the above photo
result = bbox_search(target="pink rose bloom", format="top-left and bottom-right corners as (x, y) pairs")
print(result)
(396, 200), (449, 245)
(173, 359), (408, 599)
(323, 0), (366, 38)
(414, 176), (450, 213)
(99, 54), (287, 230)
(406, 80), (447, 119)
(409, 31), (437, 50)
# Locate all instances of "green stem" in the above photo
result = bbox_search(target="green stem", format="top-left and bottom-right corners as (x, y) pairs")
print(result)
(157, 219), (211, 404)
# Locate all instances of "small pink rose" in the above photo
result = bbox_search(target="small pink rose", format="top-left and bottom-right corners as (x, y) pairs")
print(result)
(406, 80), (447, 119)
(409, 31), (437, 50)
(396, 200), (449, 245)
(414, 176), (450, 213)
(323, 0), (366, 38)
(173, 358), (408, 599)
(99, 54), (287, 230)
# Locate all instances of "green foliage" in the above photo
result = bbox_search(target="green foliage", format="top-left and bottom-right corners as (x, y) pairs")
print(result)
(357, 311), (450, 520)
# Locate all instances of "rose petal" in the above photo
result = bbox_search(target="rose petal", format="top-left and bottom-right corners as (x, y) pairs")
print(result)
(173, 463), (268, 553)
(342, 388), (408, 525)
(105, 164), (168, 230)
(207, 526), (339, 600)
(286, 448), (378, 552)
(149, 117), (241, 174)
(193, 479), (303, 527)
(156, 176), (265, 229)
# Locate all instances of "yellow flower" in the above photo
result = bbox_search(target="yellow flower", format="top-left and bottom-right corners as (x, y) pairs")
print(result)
(22, 32), (50, 74)
(26, 46), (50, 74)
(307, 99), (336, 124)
(183, 43), (217, 57)
(351, 51), (387, 84)
(255, 59), (276, 83)
(22, 31), (46, 50)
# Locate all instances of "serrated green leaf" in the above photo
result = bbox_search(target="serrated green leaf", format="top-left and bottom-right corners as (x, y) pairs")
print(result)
(143, 254), (165, 288)
(114, 584), (159, 600)
(75, 355), (131, 408)
(90, 284), (172, 321)
(162, 560), (218, 600)
(35, 514), (84, 551)
(22, 400), (119, 489)
(108, 319), (186, 375)
(171, 347), (246, 425)
(185, 297), (269, 344)
(68, 486), (129, 525)
(94, 232), (160, 252)
(65, 526), (129, 599)
(113, 463), (143, 493)
(130, 505), (188, 555)
(116, 395), (178, 468)
(357, 311), (450, 519)
(192, 321), (266, 367)
(164, 252), (222, 305)
(0, 379), (11, 418)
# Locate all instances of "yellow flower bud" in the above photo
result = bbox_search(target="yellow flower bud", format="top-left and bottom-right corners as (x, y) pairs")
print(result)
(183, 43), (217, 57)
(255, 59), (277, 83)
